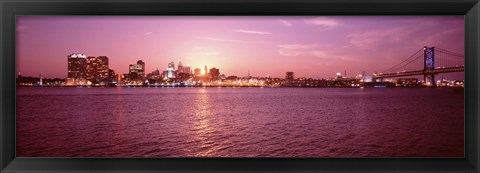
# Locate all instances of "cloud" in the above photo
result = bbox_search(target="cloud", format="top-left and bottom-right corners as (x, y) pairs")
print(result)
(145, 32), (153, 35)
(277, 19), (293, 27)
(417, 27), (463, 48)
(186, 46), (220, 56)
(277, 44), (325, 57)
(304, 17), (340, 27)
(346, 26), (417, 48)
(197, 37), (271, 44)
(233, 29), (272, 35)
(345, 19), (462, 49)
(277, 44), (359, 62)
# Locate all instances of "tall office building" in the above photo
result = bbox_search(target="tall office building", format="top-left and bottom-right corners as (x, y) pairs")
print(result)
(177, 61), (184, 73)
(85, 56), (95, 78)
(66, 53), (87, 85)
(176, 61), (192, 79)
(165, 61), (176, 79)
(98, 56), (110, 78)
(184, 64), (192, 74)
(86, 56), (109, 82)
(108, 69), (116, 79)
(137, 60), (145, 78)
(146, 69), (161, 80)
(209, 67), (220, 80)
(67, 53), (87, 79)
(204, 65), (208, 75)
(129, 60), (146, 81)
(286, 72), (294, 81)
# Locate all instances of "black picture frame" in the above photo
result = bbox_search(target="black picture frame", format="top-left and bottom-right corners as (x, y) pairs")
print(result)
(1, 0), (479, 172)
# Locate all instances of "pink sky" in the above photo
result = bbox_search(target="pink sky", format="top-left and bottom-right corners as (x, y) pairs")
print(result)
(16, 16), (464, 79)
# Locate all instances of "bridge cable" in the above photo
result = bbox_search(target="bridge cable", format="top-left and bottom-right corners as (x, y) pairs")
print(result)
(381, 48), (423, 73)
(387, 54), (424, 73)
(436, 47), (464, 57)
(437, 49), (464, 66)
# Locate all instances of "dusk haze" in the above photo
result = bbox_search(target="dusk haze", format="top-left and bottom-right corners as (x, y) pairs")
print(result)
(17, 16), (464, 79)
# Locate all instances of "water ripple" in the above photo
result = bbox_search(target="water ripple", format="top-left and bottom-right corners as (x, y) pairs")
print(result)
(16, 87), (464, 157)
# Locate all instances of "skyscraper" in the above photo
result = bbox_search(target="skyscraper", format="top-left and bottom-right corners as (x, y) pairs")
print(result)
(66, 53), (87, 85)
(204, 65), (208, 75)
(165, 61), (176, 79)
(137, 60), (145, 78)
(177, 61), (184, 73)
(209, 67), (220, 80)
(286, 72), (294, 81)
(86, 56), (96, 79)
(67, 53), (87, 79)
(184, 64), (192, 74)
(108, 69), (116, 79)
(98, 56), (109, 78)
(129, 60), (145, 81)
(146, 69), (161, 80)
(86, 56), (109, 82)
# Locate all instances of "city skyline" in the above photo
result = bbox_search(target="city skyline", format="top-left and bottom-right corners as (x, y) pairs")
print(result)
(17, 16), (464, 79)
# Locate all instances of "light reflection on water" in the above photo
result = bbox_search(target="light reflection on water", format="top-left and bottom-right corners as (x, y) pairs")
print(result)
(192, 88), (217, 157)
(16, 87), (464, 157)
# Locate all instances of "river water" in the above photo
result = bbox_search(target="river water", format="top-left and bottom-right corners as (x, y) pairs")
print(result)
(16, 87), (464, 157)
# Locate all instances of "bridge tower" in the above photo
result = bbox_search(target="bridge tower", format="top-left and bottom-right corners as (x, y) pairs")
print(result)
(423, 46), (436, 87)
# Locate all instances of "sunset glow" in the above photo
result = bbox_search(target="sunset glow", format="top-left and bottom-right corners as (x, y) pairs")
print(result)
(17, 16), (464, 79)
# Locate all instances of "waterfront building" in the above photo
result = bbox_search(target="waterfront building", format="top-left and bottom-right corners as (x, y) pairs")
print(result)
(165, 61), (176, 79)
(66, 53), (88, 86)
(184, 64), (192, 74)
(129, 60), (145, 81)
(146, 69), (162, 80)
(175, 61), (193, 80)
(86, 56), (109, 82)
(177, 61), (184, 73)
(137, 60), (145, 78)
(121, 73), (130, 83)
(85, 56), (96, 78)
(209, 67), (220, 80)
(396, 78), (421, 87)
(67, 53), (87, 79)
(98, 56), (110, 78)
(108, 69), (116, 79)
(286, 71), (294, 81)
(204, 65), (208, 75)
(177, 72), (190, 80)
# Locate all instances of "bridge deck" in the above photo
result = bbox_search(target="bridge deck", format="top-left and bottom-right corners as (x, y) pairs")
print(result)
(374, 66), (464, 79)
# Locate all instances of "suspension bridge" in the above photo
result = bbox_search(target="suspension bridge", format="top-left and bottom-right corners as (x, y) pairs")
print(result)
(373, 46), (464, 87)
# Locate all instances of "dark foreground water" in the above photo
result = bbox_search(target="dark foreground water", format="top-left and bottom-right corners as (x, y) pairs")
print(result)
(16, 87), (464, 157)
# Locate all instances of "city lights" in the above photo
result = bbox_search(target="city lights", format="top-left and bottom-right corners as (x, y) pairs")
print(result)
(14, 52), (465, 88)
